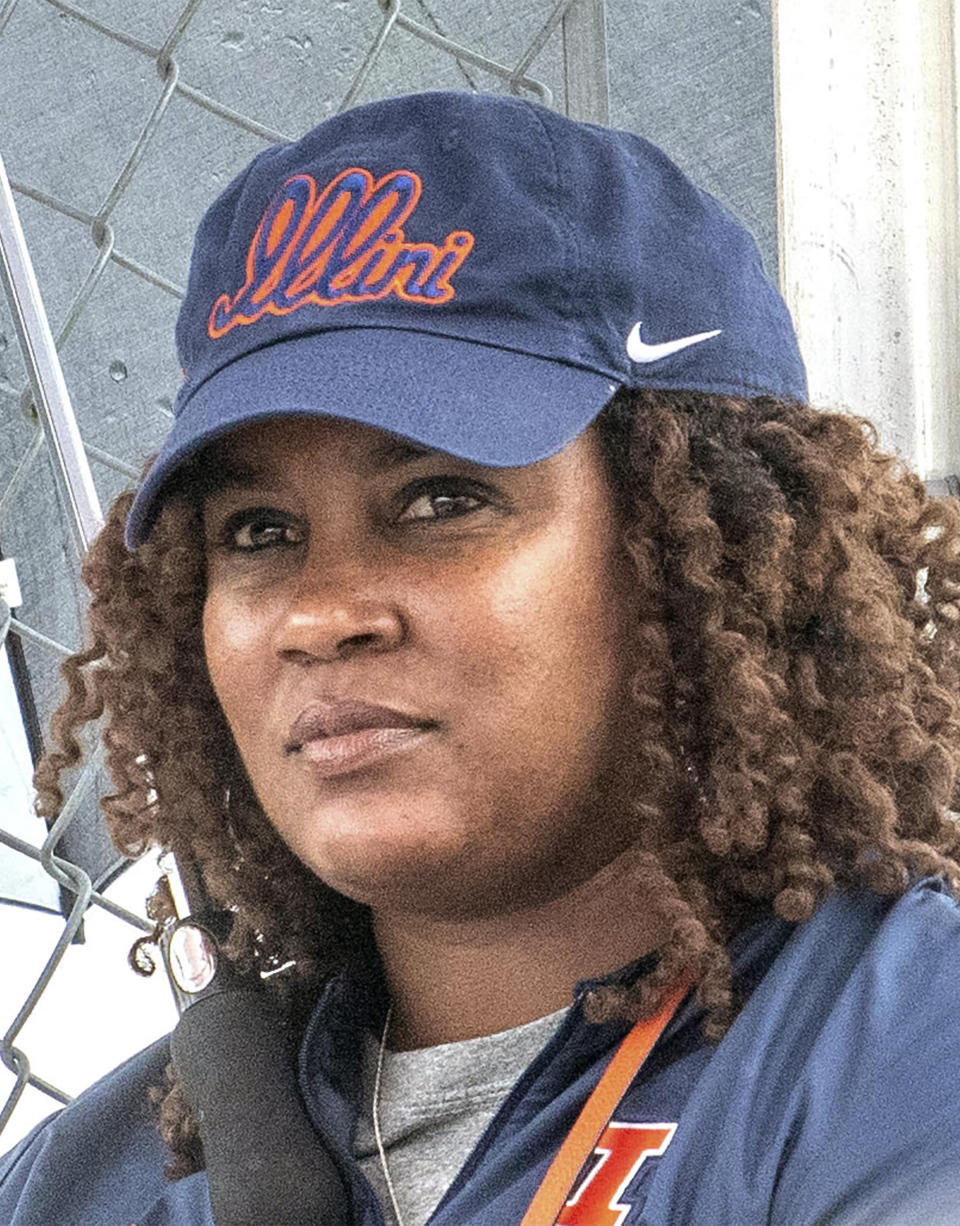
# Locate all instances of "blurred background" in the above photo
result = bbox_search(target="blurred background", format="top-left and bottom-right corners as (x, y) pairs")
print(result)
(0, 0), (957, 1151)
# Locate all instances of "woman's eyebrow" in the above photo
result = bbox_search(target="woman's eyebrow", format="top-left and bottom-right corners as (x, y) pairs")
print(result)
(191, 458), (269, 502)
(366, 438), (440, 470)
(192, 438), (443, 502)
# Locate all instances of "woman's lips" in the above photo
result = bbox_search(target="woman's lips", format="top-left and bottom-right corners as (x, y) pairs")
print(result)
(286, 698), (430, 751)
(296, 725), (433, 779)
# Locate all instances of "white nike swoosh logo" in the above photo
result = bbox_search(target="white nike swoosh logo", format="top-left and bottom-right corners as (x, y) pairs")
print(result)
(626, 321), (722, 363)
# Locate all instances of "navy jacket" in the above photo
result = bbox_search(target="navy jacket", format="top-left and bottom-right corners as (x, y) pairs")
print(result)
(3, 877), (960, 1225)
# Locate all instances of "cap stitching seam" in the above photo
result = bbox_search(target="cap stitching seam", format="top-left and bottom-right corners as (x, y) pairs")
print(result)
(521, 101), (581, 351)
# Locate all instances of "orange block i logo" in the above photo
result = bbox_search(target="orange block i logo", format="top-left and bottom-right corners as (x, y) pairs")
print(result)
(557, 1122), (677, 1226)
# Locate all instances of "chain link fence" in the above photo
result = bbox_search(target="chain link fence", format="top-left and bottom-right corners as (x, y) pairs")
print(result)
(0, 0), (781, 1149)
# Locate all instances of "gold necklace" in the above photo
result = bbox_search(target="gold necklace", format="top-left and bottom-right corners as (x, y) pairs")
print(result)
(372, 1003), (407, 1226)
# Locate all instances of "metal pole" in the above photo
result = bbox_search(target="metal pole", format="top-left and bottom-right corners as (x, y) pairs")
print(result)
(0, 154), (103, 557)
(562, 0), (610, 125)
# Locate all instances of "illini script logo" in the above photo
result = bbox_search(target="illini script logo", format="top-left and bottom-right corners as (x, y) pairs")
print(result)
(208, 167), (475, 338)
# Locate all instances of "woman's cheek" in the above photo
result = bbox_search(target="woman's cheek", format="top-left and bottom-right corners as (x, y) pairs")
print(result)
(202, 592), (271, 721)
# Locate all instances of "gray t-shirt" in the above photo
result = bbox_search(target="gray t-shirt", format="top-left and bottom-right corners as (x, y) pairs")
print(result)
(354, 1005), (569, 1226)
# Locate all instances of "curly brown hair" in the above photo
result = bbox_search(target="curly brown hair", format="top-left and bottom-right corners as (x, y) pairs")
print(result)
(31, 387), (960, 1179)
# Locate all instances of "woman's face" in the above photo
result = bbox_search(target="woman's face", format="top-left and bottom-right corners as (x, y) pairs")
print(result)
(200, 414), (642, 920)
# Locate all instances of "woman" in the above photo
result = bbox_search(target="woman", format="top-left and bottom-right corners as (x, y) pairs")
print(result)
(2, 89), (960, 1226)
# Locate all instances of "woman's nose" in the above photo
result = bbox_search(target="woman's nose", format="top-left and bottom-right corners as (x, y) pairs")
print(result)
(273, 551), (407, 663)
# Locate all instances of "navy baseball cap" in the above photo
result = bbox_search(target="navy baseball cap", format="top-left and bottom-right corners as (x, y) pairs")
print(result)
(124, 89), (807, 551)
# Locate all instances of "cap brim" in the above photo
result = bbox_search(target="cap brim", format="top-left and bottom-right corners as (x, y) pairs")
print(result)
(124, 328), (621, 550)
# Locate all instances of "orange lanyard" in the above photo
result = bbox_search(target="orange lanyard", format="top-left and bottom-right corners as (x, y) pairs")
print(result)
(519, 979), (690, 1226)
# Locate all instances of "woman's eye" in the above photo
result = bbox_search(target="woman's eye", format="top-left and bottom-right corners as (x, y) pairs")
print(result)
(217, 510), (302, 552)
(210, 481), (493, 552)
(396, 479), (488, 522)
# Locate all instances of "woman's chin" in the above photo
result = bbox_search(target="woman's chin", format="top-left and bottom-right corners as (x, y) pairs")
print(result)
(289, 822), (483, 911)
